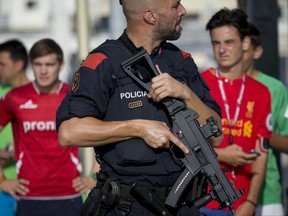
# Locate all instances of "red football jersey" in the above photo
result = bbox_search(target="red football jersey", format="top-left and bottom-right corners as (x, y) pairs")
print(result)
(201, 68), (271, 209)
(0, 82), (81, 199)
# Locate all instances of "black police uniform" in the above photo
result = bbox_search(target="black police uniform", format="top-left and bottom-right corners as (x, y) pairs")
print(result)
(56, 31), (221, 216)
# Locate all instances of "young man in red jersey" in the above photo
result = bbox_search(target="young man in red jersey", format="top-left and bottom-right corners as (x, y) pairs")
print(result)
(0, 39), (30, 216)
(200, 8), (271, 216)
(0, 39), (90, 216)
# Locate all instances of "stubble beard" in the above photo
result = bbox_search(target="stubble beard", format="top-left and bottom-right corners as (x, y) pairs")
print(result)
(154, 21), (182, 41)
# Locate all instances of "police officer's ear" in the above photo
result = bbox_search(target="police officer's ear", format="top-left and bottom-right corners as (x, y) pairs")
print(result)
(143, 9), (157, 25)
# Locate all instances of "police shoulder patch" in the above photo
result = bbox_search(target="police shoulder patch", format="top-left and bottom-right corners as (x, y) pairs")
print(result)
(181, 50), (192, 59)
(71, 70), (80, 93)
(81, 52), (107, 70)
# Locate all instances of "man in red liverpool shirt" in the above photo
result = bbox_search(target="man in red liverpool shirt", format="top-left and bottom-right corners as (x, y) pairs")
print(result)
(0, 39), (91, 216)
(200, 8), (271, 216)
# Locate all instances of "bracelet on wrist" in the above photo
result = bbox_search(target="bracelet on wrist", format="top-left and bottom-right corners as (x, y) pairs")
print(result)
(245, 199), (257, 208)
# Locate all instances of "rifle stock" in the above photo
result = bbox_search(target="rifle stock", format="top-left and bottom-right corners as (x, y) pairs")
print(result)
(121, 49), (244, 213)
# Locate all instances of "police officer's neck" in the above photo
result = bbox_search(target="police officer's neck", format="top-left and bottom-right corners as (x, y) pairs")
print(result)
(126, 29), (162, 55)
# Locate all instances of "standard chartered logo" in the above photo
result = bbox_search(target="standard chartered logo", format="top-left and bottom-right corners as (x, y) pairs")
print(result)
(120, 91), (147, 99)
(23, 121), (55, 133)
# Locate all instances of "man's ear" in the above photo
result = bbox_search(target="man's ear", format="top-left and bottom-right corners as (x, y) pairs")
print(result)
(254, 45), (263, 60)
(15, 60), (24, 72)
(143, 9), (157, 24)
(60, 62), (65, 72)
(242, 36), (250, 52)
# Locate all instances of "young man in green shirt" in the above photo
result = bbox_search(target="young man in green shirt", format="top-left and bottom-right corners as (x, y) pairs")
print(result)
(244, 22), (288, 216)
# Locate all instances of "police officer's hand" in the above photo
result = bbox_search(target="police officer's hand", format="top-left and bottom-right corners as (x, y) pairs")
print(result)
(135, 119), (189, 154)
(148, 65), (191, 102)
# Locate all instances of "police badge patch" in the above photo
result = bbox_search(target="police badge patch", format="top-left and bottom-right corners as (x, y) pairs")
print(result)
(128, 101), (143, 109)
(71, 70), (80, 93)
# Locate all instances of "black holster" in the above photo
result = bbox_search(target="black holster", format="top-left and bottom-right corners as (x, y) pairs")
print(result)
(81, 172), (131, 216)
(130, 184), (172, 216)
(81, 187), (104, 216)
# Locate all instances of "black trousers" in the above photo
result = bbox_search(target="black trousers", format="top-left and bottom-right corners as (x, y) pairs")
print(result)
(16, 196), (83, 216)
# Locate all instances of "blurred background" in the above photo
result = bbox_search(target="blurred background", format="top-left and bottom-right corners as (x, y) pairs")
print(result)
(0, 0), (287, 84)
(0, 0), (287, 213)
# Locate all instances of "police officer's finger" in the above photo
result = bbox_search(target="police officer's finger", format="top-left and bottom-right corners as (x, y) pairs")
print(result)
(169, 134), (189, 154)
(155, 64), (162, 75)
(153, 90), (169, 103)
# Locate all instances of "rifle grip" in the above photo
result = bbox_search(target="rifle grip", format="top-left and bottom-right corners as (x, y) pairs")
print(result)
(193, 194), (212, 208)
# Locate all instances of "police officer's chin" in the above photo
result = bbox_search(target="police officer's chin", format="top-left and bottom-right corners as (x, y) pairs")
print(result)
(165, 31), (182, 41)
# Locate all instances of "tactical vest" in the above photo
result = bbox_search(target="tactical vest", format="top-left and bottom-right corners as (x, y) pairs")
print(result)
(92, 39), (192, 176)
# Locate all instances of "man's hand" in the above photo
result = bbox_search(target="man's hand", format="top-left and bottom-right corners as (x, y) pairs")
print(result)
(235, 200), (256, 216)
(134, 119), (189, 154)
(72, 176), (96, 193)
(148, 66), (190, 102)
(216, 144), (259, 167)
(0, 179), (30, 200)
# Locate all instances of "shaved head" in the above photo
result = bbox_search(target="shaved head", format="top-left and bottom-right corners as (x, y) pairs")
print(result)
(122, 0), (159, 21)
(120, 0), (186, 49)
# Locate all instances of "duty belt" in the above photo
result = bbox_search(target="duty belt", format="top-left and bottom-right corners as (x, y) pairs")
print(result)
(97, 172), (172, 215)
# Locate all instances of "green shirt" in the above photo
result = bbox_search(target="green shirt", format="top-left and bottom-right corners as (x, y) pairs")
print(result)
(257, 72), (288, 205)
(0, 84), (16, 180)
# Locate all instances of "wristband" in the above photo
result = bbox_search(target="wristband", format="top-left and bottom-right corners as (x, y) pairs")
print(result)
(245, 199), (257, 207)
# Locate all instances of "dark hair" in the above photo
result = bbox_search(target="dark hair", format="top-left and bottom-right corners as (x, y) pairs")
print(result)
(248, 22), (261, 48)
(206, 8), (250, 41)
(0, 39), (29, 70)
(29, 38), (64, 63)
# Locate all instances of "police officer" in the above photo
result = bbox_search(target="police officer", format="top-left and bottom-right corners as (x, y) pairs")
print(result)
(56, 0), (223, 215)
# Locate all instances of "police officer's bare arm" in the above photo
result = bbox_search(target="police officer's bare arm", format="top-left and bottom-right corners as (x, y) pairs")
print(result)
(58, 117), (189, 154)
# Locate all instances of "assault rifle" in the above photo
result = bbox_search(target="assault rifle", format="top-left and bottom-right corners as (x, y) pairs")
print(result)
(121, 49), (244, 214)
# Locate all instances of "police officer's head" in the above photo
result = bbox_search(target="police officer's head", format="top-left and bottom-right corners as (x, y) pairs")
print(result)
(121, 0), (186, 42)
